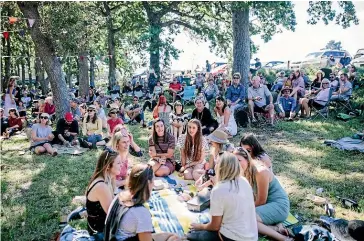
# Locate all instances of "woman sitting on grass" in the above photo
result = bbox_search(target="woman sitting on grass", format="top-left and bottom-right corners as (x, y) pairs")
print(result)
(86, 149), (121, 236)
(105, 163), (180, 241)
(214, 95), (237, 136)
(240, 133), (272, 171)
(152, 94), (172, 129)
(3, 108), (23, 139)
(110, 131), (131, 188)
(81, 105), (105, 149)
(189, 152), (258, 241)
(94, 100), (107, 129)
(107, 107), (124, 137)
(148, 119), (176, 177)
(30, 113), (57, 156)
(177, 119), (209, 180)
(169, 101), (189, 143)
(234, 147), (291, 241)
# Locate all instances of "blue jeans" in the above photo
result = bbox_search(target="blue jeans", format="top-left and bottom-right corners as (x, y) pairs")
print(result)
(271, 82), (283, 92)
(87, 134), (103, 147)
(205, 93), (215, 101)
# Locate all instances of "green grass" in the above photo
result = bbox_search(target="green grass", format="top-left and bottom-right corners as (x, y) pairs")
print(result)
(1, 104), (364, 240)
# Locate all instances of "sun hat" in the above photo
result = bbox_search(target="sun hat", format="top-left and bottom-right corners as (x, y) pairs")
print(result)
(64, 112), (74, 122)
(233, 72), (241, 79)
(316, 70), (325, 77)
(322, 78), (330, 84)
(206, 129), (229, 144)
(88, 105), (96, 110)
(281, 86), (293, 93)
(331, 219), (364, 241)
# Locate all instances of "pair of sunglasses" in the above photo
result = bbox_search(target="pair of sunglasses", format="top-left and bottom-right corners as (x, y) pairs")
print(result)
(40, 116), (49, 119)
(87, 109), (95, 112)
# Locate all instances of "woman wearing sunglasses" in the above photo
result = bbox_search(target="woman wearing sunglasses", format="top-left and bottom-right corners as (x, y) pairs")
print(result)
(234, 148), (291, 241)
(107, 107), (124, 137)
(104, 163), (180, 241)
(240, 133), (272, 171)
(86, 150), (122, 236)
(30, 113), (57, 156)
(81, 105), (105, 149)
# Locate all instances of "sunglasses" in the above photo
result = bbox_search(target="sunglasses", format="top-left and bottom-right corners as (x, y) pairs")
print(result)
(110, 112), (117, 114)
(104, 146), (118, 159)
(40, 116), (49, 119)
(233, 77), (239, 79)
(323, 83), (329, 85)
(87, 109), (95, 112)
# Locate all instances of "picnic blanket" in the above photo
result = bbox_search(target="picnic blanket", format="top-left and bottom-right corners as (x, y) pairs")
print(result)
(147, 172), (298, 237)
(52, 144), (89, 155)
(324, 137), (364, 152)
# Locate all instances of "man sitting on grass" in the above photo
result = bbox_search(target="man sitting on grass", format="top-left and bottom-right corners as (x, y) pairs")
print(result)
(169, 78), (183, 102)
(248, 76), (275, 126)
(126, 96), (146, 128)
(278, 87), (297, 121)
(56, 112), (79, 146)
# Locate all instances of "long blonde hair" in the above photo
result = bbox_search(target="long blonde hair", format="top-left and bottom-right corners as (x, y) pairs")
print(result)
(215, 152), (242, 191)
(234, 147), (258, 199)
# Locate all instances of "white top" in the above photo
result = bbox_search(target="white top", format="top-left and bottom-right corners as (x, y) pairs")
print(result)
(210, 177), (258, 241)
(216, 107), (238, 136)
(177, 134), (209, 164)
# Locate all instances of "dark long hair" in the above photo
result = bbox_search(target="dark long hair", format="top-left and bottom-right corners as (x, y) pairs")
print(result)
(215, 95), (227, 112)
(240, 133), (266, 158)
(8, 108), (19, 117)
(173, 101), (185, 115)
(184, 119), (203, 162)
(152, 118), (168, 145)
(86, 108), (98, 124)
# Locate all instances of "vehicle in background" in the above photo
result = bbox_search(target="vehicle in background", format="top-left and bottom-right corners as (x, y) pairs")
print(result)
(263, 61), (284, 69)
(299, 49), (351, 69)
(272, 60), (302, 71)
(353, 48), (364, 59)
(351, 55), (364, 68)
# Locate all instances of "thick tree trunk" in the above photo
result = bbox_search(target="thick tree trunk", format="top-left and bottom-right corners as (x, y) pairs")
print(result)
(104, 4), (116, 89)
(149, 25), (161, 81)
(79, 51), (89, 97)
(90, 56), (95, 87)
(18, 2), (70, 119)
(232, 7), (250, 94)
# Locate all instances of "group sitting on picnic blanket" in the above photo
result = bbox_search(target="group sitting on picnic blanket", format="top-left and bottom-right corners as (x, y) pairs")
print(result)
(1, 67), (362, 241)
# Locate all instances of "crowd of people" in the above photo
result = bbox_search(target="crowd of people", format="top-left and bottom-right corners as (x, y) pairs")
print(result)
(0, 62), (360, 241)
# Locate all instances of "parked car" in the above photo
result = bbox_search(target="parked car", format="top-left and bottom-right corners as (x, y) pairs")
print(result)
(351, 56), (364, 68)
(263, 61), (284, 69)
(300, 49), (351, 69)
(272, 60), (301, 71)
(353, 48), (364, 59)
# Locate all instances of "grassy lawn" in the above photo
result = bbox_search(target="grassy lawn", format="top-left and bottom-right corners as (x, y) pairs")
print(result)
(1, 106), (364, 240)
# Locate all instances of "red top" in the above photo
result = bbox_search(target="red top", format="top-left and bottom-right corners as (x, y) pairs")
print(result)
(169, 82), (182, 91)
(8, 116), (23, 130)
(116, 160), (128, 181)
(44, 103), (56, 115)
(107, 118), (124, 135)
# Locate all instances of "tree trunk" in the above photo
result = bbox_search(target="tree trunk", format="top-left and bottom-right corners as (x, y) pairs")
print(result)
(232, 7), (250, 94)
(149, 24), (162, 81)
(90, 56), (95, 87)
(35, 49), (48, 95)
(21, 61), (26, 85)
(105, 6), (116, 88)
(18, 2), (70, 119)
(78, 52), (89, 97)
(27, 53), (32, 82)
(75, 56), (80, 84)
(34, 56), (39, 87)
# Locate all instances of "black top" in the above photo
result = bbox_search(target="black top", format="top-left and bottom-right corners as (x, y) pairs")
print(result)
(86, 180), (107, 235)
(192, 107), (216, 128)
(56, 118), (79, 136)
(311, 79), (322, 89)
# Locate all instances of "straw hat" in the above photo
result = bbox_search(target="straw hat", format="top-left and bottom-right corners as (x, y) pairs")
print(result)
(316, 70), (325, 77)
(206, 129), (229, 144)
(281, 86), (293, 94)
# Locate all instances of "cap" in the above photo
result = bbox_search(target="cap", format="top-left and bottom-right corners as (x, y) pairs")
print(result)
(65, 112), (74, 122)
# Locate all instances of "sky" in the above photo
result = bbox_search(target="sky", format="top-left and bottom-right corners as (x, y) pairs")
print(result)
(170, 1), (364, 70)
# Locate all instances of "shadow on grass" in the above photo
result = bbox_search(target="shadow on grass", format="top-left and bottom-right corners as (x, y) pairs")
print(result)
(1, 149), (101, 241)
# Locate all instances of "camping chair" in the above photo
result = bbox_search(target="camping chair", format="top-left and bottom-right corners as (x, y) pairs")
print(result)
(334, 95), (354, 113)
(310, 87), (333, 121)
(178, 86), (196, 105)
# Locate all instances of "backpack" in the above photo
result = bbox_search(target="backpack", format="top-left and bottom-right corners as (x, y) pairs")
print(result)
(234, 105), (249, 128)
(103, 199), (141, 241)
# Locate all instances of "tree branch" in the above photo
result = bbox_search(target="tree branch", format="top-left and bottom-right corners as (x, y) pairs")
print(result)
(161, 19), (200, 32)
(157, 1), (181, 17)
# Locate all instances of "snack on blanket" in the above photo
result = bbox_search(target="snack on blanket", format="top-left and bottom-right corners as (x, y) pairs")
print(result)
(187, 187), (211, 212)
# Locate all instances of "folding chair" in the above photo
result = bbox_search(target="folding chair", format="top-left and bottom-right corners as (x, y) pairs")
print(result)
(310, 88), (333, 121)
(335, 95), (354, 113)
(179, 86), (196, 105)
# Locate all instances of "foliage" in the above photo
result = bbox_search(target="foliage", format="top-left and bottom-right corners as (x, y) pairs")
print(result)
(324, 40), (343, 50)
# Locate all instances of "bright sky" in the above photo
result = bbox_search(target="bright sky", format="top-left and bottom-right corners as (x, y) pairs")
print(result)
(171, 1), (364, 70)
